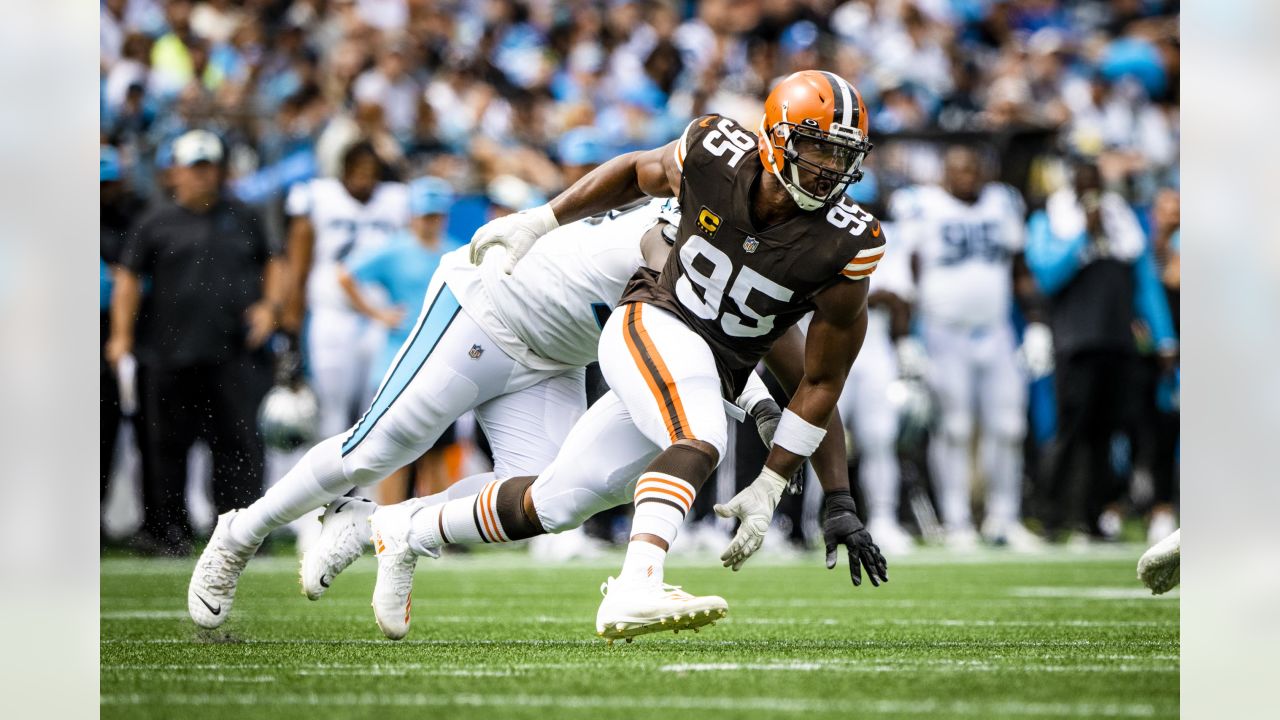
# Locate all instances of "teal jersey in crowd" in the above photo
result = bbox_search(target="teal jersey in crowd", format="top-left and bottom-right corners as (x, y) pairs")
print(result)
(346, 230), (455, 383)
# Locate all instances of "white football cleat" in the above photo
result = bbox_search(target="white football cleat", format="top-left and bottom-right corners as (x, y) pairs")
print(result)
(868, 517), (915, 556)
(981, 519), (1046, 552)
(1137, 528), (1180, 595)
(301, 497), (377, 600)
(369, 503), (420, 640)
(188, 510), (259, 629)
(1147, 507), (1177, 547)
(944, 526), (981, 552)
(595, 576), (728, 642)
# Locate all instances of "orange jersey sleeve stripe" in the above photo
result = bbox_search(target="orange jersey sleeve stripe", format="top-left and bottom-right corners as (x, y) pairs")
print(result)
(839, 262), (880, 275)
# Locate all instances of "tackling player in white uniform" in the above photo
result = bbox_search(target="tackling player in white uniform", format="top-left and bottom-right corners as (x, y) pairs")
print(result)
(890, 146), (1045, 550)
(188, 199), (784, 628)
(284, 142), (411, 438)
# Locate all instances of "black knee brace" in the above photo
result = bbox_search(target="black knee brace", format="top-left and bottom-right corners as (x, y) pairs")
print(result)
(646, 440), (718, 493)
(495, 476), (544, 540)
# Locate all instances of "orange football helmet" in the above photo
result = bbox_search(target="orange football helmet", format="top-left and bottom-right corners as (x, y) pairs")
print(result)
(758, 70), (872, 211)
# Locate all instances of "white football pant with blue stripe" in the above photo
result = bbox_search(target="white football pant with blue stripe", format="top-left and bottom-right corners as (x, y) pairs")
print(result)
(229, 279), (585, 548)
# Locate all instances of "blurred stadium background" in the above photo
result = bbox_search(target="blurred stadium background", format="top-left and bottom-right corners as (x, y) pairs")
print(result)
(100, 0), (1179, 559)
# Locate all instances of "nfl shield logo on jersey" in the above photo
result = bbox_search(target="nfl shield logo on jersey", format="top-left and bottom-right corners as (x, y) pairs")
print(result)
(743, 236), (760, 253)
(468, 344), (484, 359)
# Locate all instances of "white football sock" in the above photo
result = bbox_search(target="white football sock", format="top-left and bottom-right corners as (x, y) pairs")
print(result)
(409, 477), (510, 554)
(859, 442), (900, 522)
(982, 435), (1024, 529)
(231, 436), (350, 548)
(619, 540), (667, 585)
(629, 472), (695, 545)
(929, 434), (973, 532)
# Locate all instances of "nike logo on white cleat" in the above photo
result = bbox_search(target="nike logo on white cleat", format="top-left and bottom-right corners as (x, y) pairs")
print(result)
(195, 594), (221, 615)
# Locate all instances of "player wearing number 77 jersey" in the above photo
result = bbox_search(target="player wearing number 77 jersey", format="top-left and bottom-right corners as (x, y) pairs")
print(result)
(368, 70), (889, 642)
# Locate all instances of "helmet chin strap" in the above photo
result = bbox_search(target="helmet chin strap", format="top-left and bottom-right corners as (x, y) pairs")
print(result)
(777, 165), (826, 211)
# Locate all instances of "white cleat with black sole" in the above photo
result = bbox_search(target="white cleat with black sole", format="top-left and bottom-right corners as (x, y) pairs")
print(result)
(369, 503), (422, 640)
(301, 497), (377, 600)
(188, 510), (259, 629)
(595, 576), (728, 644)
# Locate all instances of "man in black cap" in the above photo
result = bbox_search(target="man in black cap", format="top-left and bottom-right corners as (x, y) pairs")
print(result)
(106, 129), (287, 554)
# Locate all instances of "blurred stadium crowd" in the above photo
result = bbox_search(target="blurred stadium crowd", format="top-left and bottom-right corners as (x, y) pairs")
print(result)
(100, 0), (1179, 557)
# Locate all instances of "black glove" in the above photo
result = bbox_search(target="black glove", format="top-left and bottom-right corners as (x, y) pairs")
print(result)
(747, 398), (804, 495)
(823, 490), (888, 587)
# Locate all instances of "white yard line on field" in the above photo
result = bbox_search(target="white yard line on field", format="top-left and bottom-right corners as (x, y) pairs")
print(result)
(102, 654), (1179, 674)
(1010, 587), (1180, 600)
(99, 691), (1167, 717)
(658, 660), (1175, 674)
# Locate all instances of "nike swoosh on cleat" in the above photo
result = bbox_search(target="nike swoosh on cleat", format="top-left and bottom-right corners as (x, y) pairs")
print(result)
(195, 594), (221, 615)
(334, 500), (352, 514)
(320, 576), (330, 588)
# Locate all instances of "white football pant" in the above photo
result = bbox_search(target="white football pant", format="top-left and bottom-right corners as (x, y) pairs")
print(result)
(921, 319), (1027, 532)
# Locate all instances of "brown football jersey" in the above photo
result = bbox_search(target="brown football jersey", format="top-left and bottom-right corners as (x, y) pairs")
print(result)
(619, 114), (888, 397)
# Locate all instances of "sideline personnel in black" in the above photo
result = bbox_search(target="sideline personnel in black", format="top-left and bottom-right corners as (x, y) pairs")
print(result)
(1024, 158), (1177, 540)
(106, 129), (287, 555)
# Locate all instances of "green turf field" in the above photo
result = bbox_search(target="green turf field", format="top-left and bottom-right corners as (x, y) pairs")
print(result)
(101, 547), (1178, 719)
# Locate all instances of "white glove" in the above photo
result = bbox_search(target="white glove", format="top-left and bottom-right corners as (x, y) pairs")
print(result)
(468, 203), (559, 274)
(1019, 322), (1054, 379)
(714, 467), (789, 571)
(895, 336), (929, 380)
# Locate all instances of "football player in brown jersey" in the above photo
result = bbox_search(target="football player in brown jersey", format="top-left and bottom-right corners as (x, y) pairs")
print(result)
(368, 71), (889, 642)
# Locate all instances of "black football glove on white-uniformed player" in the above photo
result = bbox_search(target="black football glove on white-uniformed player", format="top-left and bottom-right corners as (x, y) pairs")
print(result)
(823, 490), (888, 587)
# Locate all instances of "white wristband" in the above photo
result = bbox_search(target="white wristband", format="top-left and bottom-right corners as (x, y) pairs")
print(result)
(773, 409), (827, 457)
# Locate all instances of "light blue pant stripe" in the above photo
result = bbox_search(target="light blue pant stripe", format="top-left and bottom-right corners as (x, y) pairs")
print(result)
(341, 286), (462, 456)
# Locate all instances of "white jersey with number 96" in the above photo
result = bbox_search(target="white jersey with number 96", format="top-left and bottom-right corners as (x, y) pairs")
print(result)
(890, 183), (1025, 328)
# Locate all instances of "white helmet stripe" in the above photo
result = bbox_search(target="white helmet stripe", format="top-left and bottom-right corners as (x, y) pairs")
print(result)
(821, 71), (853, 128)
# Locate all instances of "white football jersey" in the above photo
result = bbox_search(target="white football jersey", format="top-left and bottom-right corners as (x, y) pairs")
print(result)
(890, 183), (1025, 327)
(286, 178), (411, 311)
(443, 200), (663, 371)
